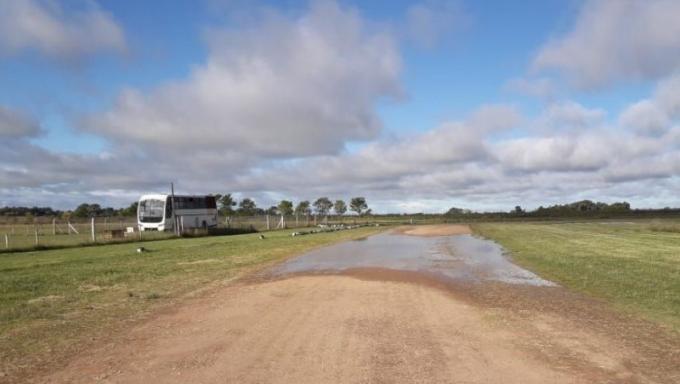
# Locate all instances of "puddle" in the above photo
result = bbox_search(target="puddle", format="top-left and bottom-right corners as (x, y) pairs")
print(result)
(271, 233), (555, 287)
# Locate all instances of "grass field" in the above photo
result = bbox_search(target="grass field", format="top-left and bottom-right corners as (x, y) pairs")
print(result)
(0, 226), (387, 378)
(472, 221), (680, 331)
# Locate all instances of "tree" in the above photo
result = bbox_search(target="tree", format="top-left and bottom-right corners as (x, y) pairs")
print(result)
(445, 207), (464, 216)
(237, 198), (257, 215)
(295, 201), (311, 216)
(350, 197), (368, 216)
(313, 197), (333, 217)
(218, 193), (237, 215)
(278, 200), (294, 216)
(334, 200), (347, 216)
(119, 202), (138, 216)
(265, 206), (278, 215)
(73, 203), (102, 218)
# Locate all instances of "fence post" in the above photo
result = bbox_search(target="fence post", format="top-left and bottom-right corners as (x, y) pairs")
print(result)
(91, 217), (96, 242)
(34, 226), (38, 246)
(52, 218), (56, 235)
(266, 215), (270, 231)
(5, 234), (8, 249)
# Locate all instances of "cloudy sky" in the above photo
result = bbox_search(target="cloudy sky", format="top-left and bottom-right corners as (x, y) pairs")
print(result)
(1, 0), (680, 213)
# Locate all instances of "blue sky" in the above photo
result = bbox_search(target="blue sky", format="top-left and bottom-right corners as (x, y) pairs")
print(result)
(1, 0), (680, 212)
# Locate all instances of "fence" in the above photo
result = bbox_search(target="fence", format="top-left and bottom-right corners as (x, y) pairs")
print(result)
(0, 214), (442, 252)
(0, 217), (169, 251)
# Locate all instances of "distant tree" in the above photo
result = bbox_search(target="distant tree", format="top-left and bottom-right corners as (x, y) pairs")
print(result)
(334, 200), (347, 216)
(119, 202), (138, 216)
(313, 197), (333, 217)
(278, 200), (294, 216)
(350, 197), (368, 216)
(73, 203), (102, 218)
(237, 198), (257, 215)
(295, 201), (311, 216)
(217, 193), (237, 215)
(445, 207), (464, 216)
(514, 205), (524, 214)
(265, 206), (278, 215)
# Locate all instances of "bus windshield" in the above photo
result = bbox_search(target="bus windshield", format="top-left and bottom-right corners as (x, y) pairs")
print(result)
(139, 199), (165, 223)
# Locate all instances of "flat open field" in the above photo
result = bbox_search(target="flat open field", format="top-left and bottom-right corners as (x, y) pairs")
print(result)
(473, 221), (680, 330)
(2, 222), (679, 383)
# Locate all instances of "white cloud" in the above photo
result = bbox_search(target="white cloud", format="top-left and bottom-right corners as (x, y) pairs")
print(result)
(533, 0), (680, 88)
(0, 105), (42, 138)
(496, 135), (610, 173)
(618, 74), (680, 134)
(619, 100), (669, 134)
(0, 0), (126, 61)
(535, 101), (606, 131)
(85, 0), (401, 160)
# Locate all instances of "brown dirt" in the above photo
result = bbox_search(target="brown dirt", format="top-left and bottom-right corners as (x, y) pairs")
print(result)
(37, 270), (679, 384)
(395, 224), (472, 236)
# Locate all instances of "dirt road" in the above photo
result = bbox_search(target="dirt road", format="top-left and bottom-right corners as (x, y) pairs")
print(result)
(41, 226), (679, 383)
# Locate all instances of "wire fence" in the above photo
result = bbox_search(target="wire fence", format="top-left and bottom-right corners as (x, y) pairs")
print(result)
(0, 214), (435, 252)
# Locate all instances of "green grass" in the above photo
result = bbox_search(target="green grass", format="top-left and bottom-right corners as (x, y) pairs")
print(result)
(0, 226), (386, 377)
(472, 221), (680, 330)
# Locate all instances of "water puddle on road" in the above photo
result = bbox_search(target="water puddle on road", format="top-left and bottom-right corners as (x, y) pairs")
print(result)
(271, 232), (556, 286)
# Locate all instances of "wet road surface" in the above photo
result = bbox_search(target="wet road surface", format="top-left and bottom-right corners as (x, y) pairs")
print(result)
(272, 232), (556, 286)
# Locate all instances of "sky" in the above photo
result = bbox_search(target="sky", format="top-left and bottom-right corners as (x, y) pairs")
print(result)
(1, 0), (680, 213)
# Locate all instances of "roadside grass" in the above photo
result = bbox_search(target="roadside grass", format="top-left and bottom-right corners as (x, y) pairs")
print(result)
(472, 221), (680, 331)
(0, 226), (386, 379)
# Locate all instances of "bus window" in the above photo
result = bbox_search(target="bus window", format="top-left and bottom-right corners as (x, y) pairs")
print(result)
(139, 199), (164, 223)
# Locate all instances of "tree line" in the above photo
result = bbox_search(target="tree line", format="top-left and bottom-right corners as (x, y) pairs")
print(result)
(443, 200), (671, 219)
(212, 194), (370, 218)
(0, 203), (138, 219)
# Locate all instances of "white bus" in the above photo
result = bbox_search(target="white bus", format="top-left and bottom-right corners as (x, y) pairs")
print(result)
(137, 194), (218, 232)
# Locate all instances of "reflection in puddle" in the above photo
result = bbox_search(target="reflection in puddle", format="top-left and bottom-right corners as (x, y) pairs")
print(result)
(272, 233), (555, 287)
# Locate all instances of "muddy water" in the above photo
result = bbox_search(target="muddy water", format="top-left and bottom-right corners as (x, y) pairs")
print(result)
(272, 232), (555, 286)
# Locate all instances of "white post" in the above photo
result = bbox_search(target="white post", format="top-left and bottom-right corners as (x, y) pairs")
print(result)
(67, 220), (71, 235)
(266, 214), (270, 230)
(52, 218), (56, 235)
(5, 234), (9, 249)
(180, 216), (184, 234)
(295, 212), (299, 227)
(34, 226), (38, 246)
(91, 217), (96, 242)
